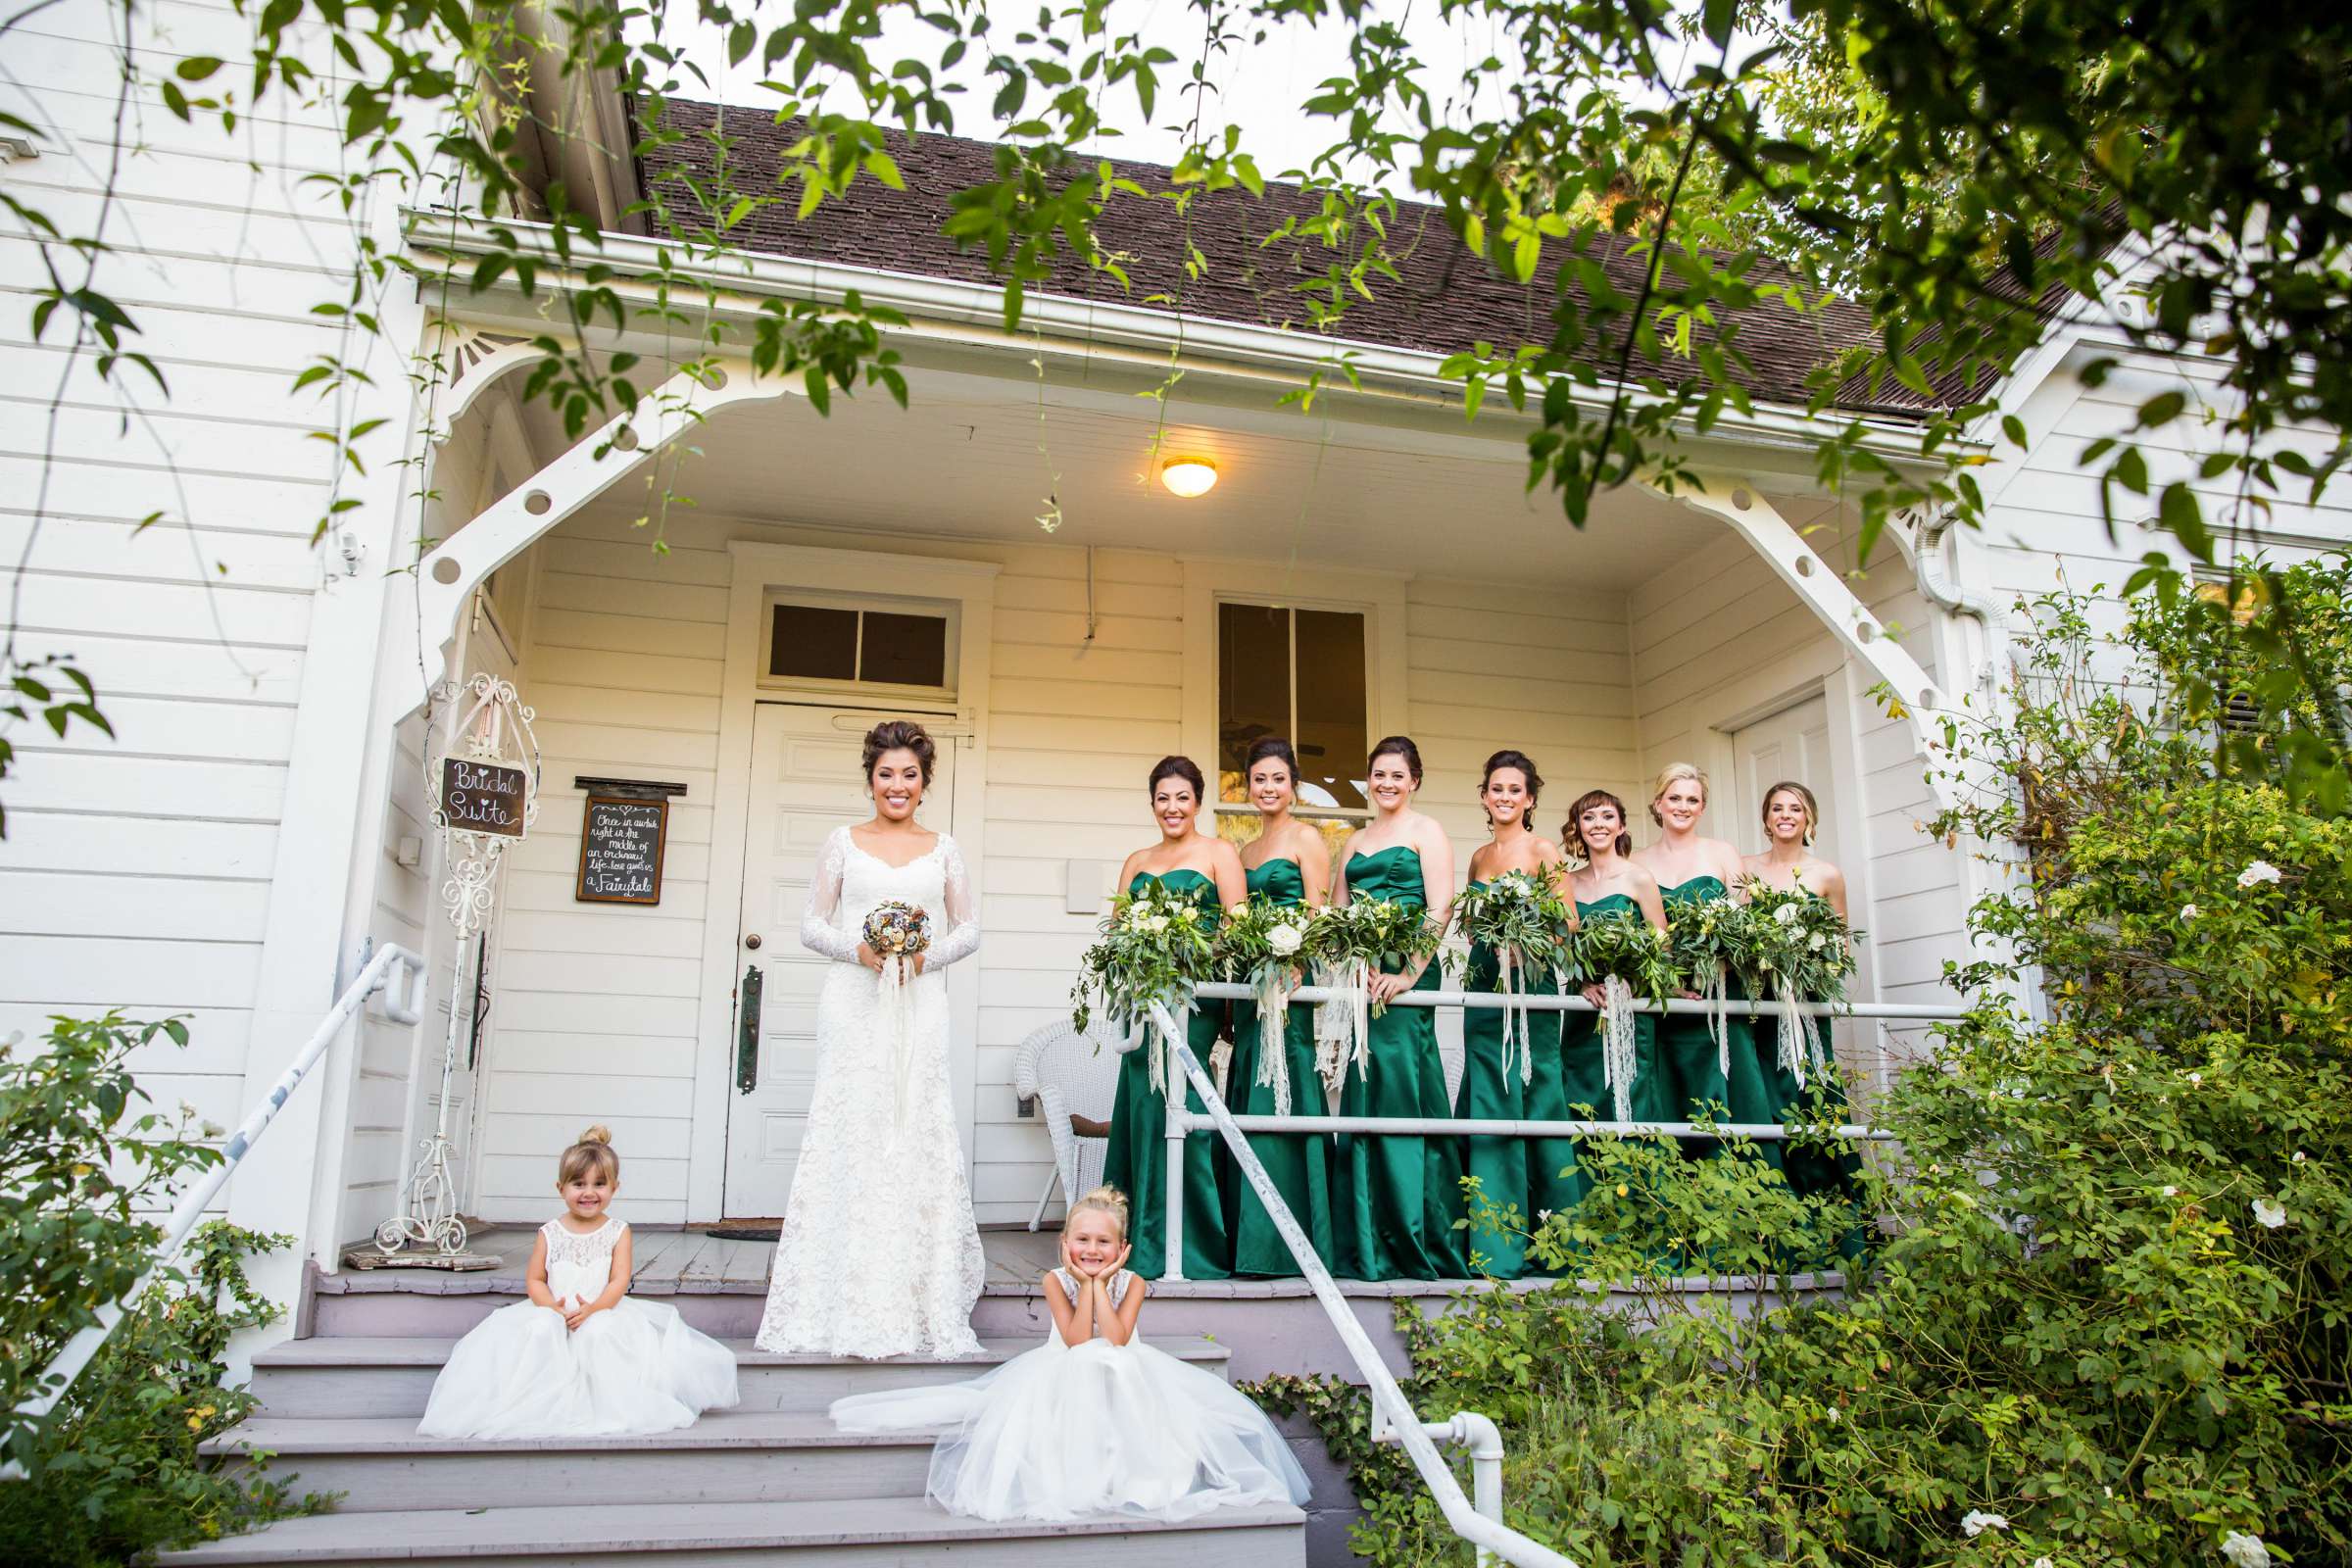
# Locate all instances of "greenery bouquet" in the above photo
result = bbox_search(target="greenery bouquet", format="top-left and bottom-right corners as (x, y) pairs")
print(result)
(1567, 906), (1678, 1121)
(1666, 893), (1758, 1078)
(1213, 896), (1316, 1114)
(1069, 879), (1220, 1094)
(1740, 883), (1860, 1088)
(1448, 868), (1576, 1086)
(1305, 896), (1444, 1097)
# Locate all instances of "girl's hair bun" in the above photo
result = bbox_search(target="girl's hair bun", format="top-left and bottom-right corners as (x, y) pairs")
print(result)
(1067, 1184), (1130, 1238)
(578, 1123), (612, 1145)
(560, 1126), (621, 1188)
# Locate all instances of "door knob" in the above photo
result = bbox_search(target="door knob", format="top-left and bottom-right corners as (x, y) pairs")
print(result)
(744, 933), (762, 950)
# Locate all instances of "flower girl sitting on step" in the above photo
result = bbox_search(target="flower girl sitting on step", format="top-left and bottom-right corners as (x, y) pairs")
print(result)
(417, 1126), (738, 1439)
(829, 1186), (1309, 1522)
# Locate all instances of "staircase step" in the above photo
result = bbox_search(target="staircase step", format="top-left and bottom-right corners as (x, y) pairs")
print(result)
(249, 1335), (1230, 1418)
(158, 1494), (1307, 1566)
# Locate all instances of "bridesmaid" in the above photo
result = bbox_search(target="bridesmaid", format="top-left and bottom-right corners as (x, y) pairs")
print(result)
(1226, 737), (1339, 1277)
(1102, 756), (1247, 1280)
(1631, 763), (1779, 1162)
(1332, 736), (1465, 1281)
(1456, 750), (1565, 1279)
(1556, 790), (1675, 1140)
(1741, 781), (1862, 1206)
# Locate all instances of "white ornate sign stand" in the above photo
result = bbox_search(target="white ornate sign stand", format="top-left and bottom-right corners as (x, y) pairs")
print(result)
(367, 671), (541, 1270)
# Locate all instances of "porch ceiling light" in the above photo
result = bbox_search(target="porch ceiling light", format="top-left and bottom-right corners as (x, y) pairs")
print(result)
(1160, 458), (1218, 499)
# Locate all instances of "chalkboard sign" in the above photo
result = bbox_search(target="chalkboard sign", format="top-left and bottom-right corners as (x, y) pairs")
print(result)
(576, 794), (668, 905)
(440, 758), (529, 838)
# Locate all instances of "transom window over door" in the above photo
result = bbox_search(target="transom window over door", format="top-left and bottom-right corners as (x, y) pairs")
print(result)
(764, 595), (954, 696)
(1216, 602), (1369, 846)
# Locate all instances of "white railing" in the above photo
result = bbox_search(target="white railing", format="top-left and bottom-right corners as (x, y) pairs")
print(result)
(1139, 983), (1975, 1568)
(9, 942), (428, 1445)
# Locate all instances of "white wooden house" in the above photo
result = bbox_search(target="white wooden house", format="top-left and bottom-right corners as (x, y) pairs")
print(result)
(7, 0), (2349, 1341)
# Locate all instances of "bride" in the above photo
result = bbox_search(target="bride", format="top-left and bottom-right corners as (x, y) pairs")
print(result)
(755, 719), (987, 1358)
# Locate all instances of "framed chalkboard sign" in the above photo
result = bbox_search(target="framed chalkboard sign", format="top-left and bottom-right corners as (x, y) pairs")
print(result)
(576, 794), (668, 905)
(440, 758), (529, 838)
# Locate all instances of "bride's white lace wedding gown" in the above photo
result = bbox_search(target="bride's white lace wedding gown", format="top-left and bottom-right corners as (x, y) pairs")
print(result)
(755, 825), (987, 1358)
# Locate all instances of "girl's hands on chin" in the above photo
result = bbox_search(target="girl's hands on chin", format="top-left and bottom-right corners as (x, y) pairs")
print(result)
(1058, 1233), (1091, 1278)
(1109, 1243), (1131, 1277)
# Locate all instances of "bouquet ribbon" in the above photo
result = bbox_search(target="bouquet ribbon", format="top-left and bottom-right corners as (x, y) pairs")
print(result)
(877, 952), (920, 1135)
(1700, 960), (1731, 1079)
(1312, 957), (1372, 1101)
(1494, 948), (1537, 1089)
(1252, 964), (1296, 1117)
(1775, 979), (1827, 1089)
(1598, 974), (1639, 1123)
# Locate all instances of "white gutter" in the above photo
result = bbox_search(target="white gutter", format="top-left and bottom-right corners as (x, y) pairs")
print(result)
(401, 209), (1963, 470)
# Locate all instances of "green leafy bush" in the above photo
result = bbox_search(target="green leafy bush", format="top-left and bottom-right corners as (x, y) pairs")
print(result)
(0, 1016), (320, 1564)
(1249, 564), (2352, 1567)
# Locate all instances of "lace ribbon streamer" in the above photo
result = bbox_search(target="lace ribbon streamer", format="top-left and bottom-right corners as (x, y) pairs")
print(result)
(1598, 974), (1639, 1123)
(878, 953), (920, 1135)
(1312, 957), (1372, 1100)
(1494, 949), (1537, 1089)
(1775, 979), (1827, 1089)
(1251, 964), (1296, 1117)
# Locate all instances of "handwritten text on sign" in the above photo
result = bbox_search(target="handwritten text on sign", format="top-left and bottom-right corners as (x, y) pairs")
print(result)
(440, 759), (528, 838)
(577, 796), (667, 905)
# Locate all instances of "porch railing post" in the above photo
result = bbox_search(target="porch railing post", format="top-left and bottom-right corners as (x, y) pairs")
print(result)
(1160, 1004), (1189, 1281)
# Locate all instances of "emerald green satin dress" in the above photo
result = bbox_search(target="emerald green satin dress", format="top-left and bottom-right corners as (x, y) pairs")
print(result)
(1659, 876), (1781, 1164)
(1100, 869), (1231, 1280)
(1553, 892), (1674, 1131)
(1454, 881), (1535, 1278)
(1757, 1000), (1864, 1206)
(1333, 847), (1468, 1281)
(1224, 858), (1338, 1277)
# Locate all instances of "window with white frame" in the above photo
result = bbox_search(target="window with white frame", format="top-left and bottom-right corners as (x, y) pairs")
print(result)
(762, 594), (955, 696)
(1215, 602), (1370, 846)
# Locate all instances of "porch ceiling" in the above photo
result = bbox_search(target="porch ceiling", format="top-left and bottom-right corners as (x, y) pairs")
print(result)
(524, 365), (1757, 592)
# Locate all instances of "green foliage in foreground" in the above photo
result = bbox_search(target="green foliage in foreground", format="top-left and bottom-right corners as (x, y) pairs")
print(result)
(1250, 566), (2352, 1566)
(0, 1017), (321, 1565)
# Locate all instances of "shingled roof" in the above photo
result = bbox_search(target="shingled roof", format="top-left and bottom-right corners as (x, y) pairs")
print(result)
(636, 99), (1930, 416)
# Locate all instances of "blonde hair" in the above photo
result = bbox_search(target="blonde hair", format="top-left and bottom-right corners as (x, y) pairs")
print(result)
(558, 1124), (620, 1187)
(1647, 761), (1708, 825)
(1760, 780), (1820, 848)
(1065, 1184), (1129, 1241)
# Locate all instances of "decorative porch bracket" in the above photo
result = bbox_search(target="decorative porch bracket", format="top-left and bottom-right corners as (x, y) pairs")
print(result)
(1647, 474), (1962, 809)
(405, 359), (790, 716)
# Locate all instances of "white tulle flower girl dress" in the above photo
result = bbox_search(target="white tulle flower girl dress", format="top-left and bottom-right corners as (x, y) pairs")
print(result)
(417, 1215), (738, 1439)
(829, 1267), (1309, 1522)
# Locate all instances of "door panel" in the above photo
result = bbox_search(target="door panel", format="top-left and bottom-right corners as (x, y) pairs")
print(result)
(723, 705), (956, 1217)
(1730, 695), (1833, 858)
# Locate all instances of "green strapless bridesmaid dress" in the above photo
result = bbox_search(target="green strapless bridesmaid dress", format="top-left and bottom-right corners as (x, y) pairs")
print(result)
(1224, 858), (1338, 1276)
(1552, 893), (1673, 1129)
(1333, 847), (1467, 1281)
(1099, 870), (1231, 1280)
(1757, 994), (1865, 1215)
(1659, 876), (1780, 1164)
(1454, 880), (1537, 1278)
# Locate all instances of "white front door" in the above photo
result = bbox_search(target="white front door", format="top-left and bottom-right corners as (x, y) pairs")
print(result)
(1728, 693), (1836, 859)
(723, 703), (957, 1217)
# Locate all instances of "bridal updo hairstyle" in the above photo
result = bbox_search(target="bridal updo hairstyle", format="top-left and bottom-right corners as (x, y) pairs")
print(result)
(1480, 749), (1544, 815)
(860, 719), (937, 784)
(1148, 755), (1206, 799)
(1564, 788), (1634, 858)
(559, 1124), (620, 1187)
(1647, 761), (1707, 824)
(1245, 736), (1299, 784)
(1066, 1184), (1131, 1241)
(1368, 735), (1423, 784)
(1761, 779), (1820, 847)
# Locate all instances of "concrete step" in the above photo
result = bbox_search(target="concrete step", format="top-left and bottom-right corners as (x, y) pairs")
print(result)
(247, 1336), (1230, 1418)
(215, 1411), (939, 1510)
(157, 1494), (1308, 1567)
(310, 1286), (1067, 1342)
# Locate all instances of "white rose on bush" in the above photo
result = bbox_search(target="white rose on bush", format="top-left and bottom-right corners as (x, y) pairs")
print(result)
(2235, 859), (2281, 888)
(1961, 1511), (2010, 1538)
(2222, 1532), (2272, 1568)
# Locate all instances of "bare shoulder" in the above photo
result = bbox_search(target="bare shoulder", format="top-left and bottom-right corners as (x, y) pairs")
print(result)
(1207, 835), (1246, 873)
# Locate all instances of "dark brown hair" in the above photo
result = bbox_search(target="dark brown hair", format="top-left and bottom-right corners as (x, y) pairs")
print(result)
(861, 719), (937, 784)
(1480, 750), (1544, 813)
(1564, 789), (1633, 858)
(1760, 779), (1820, 847)
(1367, 735), (1423, 785)
(1245, 736), (1299, 786)
(1149, 755), (1206, 799)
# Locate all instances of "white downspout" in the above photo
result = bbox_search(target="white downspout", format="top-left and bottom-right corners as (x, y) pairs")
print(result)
(1911, 507), (2012, 707)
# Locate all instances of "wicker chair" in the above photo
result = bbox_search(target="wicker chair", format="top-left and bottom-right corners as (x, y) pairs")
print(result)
(1013, 1018), (1128, 1231)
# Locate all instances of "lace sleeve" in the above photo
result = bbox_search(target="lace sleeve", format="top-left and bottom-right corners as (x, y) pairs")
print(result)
(927, 834), (981, 971)
(799, 827), (860, 962)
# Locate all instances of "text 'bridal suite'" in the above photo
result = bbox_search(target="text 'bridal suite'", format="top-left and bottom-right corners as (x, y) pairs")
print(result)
(756, 825), (987, 1358)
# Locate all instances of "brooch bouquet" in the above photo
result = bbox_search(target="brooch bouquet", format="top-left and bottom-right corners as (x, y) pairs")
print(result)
(1740, 882), (1860, 1087)
(1213, 896), (1316, 1114)
(1070, 880), (1220, 1093)
(1447, 869), (1575, 1085)
(1566, 906), (1678, 1121)
(1305, 896), (1444, 1097)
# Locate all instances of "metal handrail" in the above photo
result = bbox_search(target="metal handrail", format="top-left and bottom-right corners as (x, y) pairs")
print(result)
(10, 941), (428, 1442)
(1194, 979), (1976, 1020)
(1147, 1001), (1575, 1568)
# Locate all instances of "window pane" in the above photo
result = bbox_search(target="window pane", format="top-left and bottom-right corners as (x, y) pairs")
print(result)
(770, 604), (858, 680)
(1294, 609), (1368, 810)
(1218, 603), (1292, 801)
(859, 612), (949, 687)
